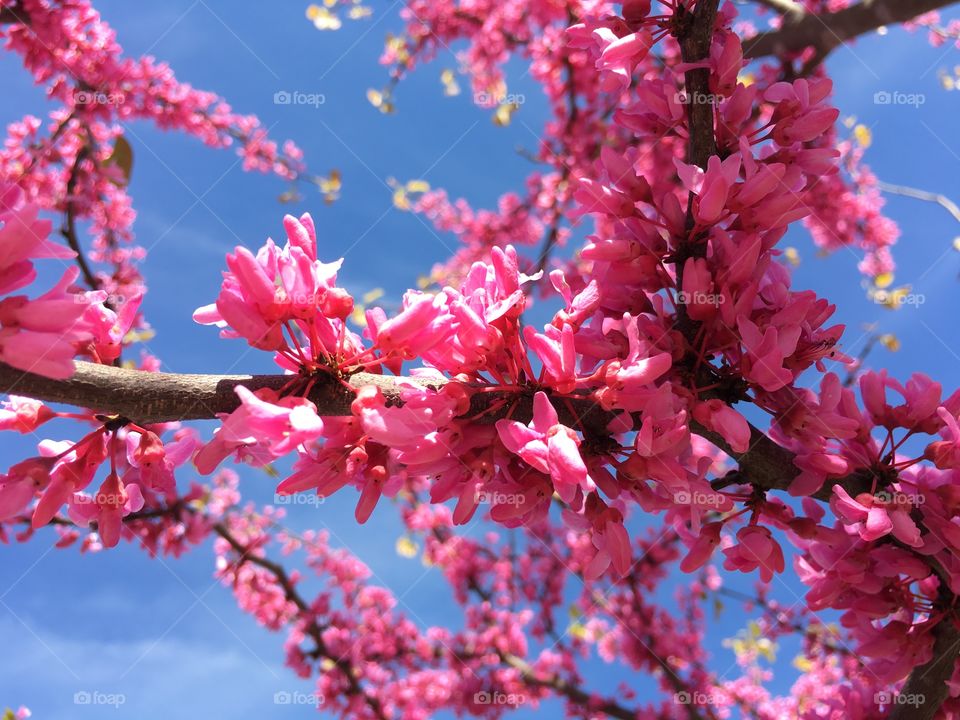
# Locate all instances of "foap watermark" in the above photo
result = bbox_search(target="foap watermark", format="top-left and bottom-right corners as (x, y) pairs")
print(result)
(677, 290), (725, 307)
(273, 690), (325, 706)
(875, 691), (925, 708)
(73, 292), (131, 307)
(473, 691), (526, 706)
(873, 90), (925, 107)
(273, 90), (326, 108)
(872, 289), (925, 308)
(73, 491), (124, 506)
(673, 490), (726, 507)
(474, 490), (523, 507)
(73, 690), (126, 707)
(674, 691), (730, 707)
(274, 492), (326, 507)
(675, 90), (722, 106)
(74, 90), (125, 106)
(474, 91), (526, 106)
(873, 490), (925, 507)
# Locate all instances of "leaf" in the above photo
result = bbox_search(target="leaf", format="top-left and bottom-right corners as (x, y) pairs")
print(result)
(568, 622), (589, 640)
(395, 536), (418, 558)
(440, 68), (461, 97)
(307, 4), (342, 30)
(106, 135), (134, 185)
(362, 288), (384, 304)
(367, 88), (395, 114)
(874, 272), (894, 289)
(879, 333), (901, 352)
(278, 189), (302, 204)
(492, 102), (519, 127)
(854, 123), (872, 148)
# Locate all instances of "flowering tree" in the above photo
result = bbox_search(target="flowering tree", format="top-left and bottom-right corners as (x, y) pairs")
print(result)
(2, 0), (960, 717)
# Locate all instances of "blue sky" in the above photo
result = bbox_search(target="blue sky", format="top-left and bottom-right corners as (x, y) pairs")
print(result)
(0, 1), (959, 718)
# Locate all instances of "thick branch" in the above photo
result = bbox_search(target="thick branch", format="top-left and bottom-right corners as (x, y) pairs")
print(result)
(753, 0), (804, 17)
(0, 2), (25, 25)
(743, 0), (960, 60)
(679, 0), (720, 170)
(0, 359), (870, 503)
(890, 618), (960, 720)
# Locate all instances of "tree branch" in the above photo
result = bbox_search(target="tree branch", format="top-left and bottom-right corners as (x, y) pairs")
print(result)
(0, 359), (872, 503)
(679, 0), (721, 170)
(878, 181), (960, 225)
(753, 0), (804, 18)
(743, 0), (960, 60)
(890, 617), (960, 720)
(61, 146), (103, 293)
(0, 2), (25, 25)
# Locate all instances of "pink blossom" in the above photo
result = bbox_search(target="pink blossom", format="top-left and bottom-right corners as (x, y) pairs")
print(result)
(496, 392), (587, 503)
(723, 526), (785, 582)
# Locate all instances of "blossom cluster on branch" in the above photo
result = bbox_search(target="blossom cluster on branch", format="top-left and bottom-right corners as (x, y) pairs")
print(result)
(2, 0), (960, 718)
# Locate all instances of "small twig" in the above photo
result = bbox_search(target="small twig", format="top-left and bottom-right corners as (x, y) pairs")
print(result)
(877, 181), (960, 225)
(60, 145), (103, 293)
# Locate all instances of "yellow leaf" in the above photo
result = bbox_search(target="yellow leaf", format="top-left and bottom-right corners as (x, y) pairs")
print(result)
(366, 88), (394, 114)
(392, 187), (409, 210)
(319, 168), (342, 193)
(385, 33), (410, 63)
(348, 6), (372, 19)
(123, 328), (155, 344)
(440, 68), (461, 97)
(883, 286), (911, 310)
(784, 247), (800, 266)
(874, 272), (895, 289)
(309, 5), (342, 30)
(405, 179), (430, 193)
(952, 237), (960, 251)
(362, 288), (384, 304)
(106, 135), (134, 185)
(854, 123), (872, 148)
(396, 536), (418, 558)
(349, 306), (367, 327)
(879, 333), (900, 352)
(793, 655), (814, 672)
(493, 102), (519, 127)
(568, 622), (589, 640)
